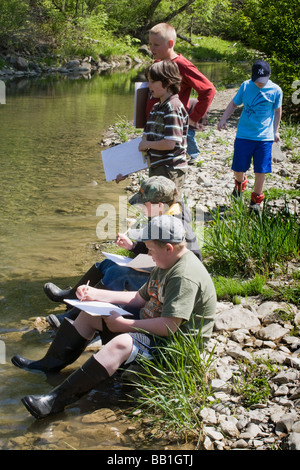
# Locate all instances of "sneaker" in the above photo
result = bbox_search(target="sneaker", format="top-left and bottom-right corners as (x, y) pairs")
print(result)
(249, 192), (264, 213)
(232, 187), (242, 198)
(188, 157), (201, 165)
(249, 201), (262, 213)
(232, 177), (248, 197)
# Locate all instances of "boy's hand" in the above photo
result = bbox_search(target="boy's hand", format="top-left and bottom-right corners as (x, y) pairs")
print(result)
(104, 310), (129, 332)
(217, 119), (227, 131)
(138, 140), (149, 152)
(115, 232), (134, 250)
(76, 284), (96, 301)
(115, 173), (127, 184)
(274, 132), (281, 143)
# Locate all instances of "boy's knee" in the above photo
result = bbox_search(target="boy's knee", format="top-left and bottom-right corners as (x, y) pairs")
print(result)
(108, 334), (133, 355)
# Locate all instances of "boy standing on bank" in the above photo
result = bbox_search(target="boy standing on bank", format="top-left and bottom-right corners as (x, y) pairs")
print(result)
(146, 23), (216, 164)
(218, 60), (283, 212)
(138, 60), (189, 192)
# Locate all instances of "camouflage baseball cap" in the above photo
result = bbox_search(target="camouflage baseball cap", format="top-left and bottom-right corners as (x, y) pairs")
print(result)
(129, 176), (178, 205)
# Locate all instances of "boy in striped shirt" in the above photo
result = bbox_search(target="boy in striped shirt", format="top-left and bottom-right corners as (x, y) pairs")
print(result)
(138, 60), (188, 193)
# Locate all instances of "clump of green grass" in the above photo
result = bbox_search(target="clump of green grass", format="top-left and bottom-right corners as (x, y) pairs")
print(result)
(263, 188), (300, 200)
(127, 328), (216, 445)
(202, 197), (300, 277)
(280, 120), (300, 151)
(232, 362), (274, 408)
(263, 272), (300, 308)
(113, 115), (142, 142)
(212, 274), (266, 302)
(176, 36), (251, 63)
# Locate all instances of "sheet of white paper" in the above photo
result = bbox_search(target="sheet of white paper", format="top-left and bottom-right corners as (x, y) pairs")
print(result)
(127, 254), (156, 271)
(101, 251), (132, 266)
(64, 299), (132, 316)
(101, 137), (148, 182)
(102, 252), (155, 272)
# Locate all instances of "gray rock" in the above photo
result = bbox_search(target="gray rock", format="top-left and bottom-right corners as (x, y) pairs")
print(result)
(214, 305), (260, 332)
(275, 412), (298, 433)
(13, 56), (29, 71)
(286, 432), (300, 450)
(65, 59), (81, 69)
(226, 345), (254, 364)
(200, 407), (217, 425)
(256, 323), (290, 341)
(272, 370), (299, 384)
(204, 426), (223, 441)
(220, 418), (240, 438)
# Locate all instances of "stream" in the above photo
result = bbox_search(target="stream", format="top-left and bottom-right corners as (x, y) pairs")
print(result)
(0, 61), (229, 450)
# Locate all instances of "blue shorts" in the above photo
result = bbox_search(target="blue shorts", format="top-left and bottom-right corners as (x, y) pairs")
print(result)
(232, 138), (273, 173)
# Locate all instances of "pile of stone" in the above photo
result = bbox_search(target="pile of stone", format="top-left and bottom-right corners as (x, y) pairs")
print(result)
(199, 298), (300, 450)
(0, 53), (146, 80)
(116, 95), (299, 450)
(125, 114), (299, 219)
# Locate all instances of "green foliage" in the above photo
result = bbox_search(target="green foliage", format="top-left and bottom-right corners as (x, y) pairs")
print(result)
(113, 116), (142, 142)
(0, 0), (29, 43)
(233, 362), (271, 408)
(263, 272), (300, 308)
(127, 327), (216, 442)
(214, 0), (300, 118)
(177, 35), (250, 62)
(212, 274), (266, 302)
(202, 198), (300, 277)
(280, 120), (300, 152)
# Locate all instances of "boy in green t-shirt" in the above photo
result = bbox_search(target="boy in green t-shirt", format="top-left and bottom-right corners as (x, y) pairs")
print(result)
(12, 215), (216, 420)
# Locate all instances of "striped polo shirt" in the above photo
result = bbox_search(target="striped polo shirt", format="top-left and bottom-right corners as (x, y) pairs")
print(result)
(144, 94), (188, 169)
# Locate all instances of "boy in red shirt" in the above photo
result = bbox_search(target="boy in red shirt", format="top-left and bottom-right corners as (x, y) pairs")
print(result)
(147, 23), (216, 163)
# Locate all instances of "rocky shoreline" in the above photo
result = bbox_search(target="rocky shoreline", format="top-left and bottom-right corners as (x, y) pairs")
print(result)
(5, 87), (299, 451)
(101, 88), (300, 450)
(0, 49), (150, 81)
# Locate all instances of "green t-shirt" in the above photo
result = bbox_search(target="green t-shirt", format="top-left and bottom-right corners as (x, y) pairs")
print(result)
(138, 250), (216, 348)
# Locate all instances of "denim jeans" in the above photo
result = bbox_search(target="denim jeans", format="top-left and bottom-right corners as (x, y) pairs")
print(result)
(96, 259), (149, 291)
(187, 128), (200, 160)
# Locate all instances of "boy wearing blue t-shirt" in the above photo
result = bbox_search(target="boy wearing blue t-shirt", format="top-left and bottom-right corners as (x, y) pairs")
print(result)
(218, 60), (283, 212)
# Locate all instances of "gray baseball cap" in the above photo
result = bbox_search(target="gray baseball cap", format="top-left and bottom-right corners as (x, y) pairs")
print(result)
(129, 215), (186, 243)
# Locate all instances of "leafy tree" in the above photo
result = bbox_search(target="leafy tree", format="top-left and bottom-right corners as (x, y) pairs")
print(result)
(194, 0), (299, 119)
(0, 0), (29, 45)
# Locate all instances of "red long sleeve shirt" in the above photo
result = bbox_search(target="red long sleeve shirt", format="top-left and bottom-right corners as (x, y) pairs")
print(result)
(146, 54), (216, 122)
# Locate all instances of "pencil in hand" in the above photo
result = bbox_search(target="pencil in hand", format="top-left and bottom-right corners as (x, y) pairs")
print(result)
(80, 280), (90, 301)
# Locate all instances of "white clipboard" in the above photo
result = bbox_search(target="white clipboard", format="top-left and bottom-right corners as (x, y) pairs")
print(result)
(101, 137), (148, 182)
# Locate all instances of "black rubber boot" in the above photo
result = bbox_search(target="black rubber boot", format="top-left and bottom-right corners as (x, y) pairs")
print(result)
(46, 307), (80, 329)
(43, 264), (103, 303)
(11, 318), (90, 372)
(21, 356), (109, 419)
(46, 280), (109, 329)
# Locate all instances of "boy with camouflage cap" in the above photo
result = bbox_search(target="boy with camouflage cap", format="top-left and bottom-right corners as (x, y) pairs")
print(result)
(44, 176), (201, 328)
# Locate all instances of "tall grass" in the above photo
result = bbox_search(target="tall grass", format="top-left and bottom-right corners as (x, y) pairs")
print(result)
(127, 328), (216, 445)
(202, 197), (300, 277)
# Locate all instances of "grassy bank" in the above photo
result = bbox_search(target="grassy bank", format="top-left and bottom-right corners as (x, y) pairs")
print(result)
(101, 115), (299, 448)
(125, 200), (299, 447)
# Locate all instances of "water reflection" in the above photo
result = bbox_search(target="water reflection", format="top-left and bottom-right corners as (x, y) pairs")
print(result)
(0, 69), (144, 449)
(0, 62), (229, 450)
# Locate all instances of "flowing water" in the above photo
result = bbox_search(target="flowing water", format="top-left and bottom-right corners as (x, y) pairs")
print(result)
(0, 62), (229, 450)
